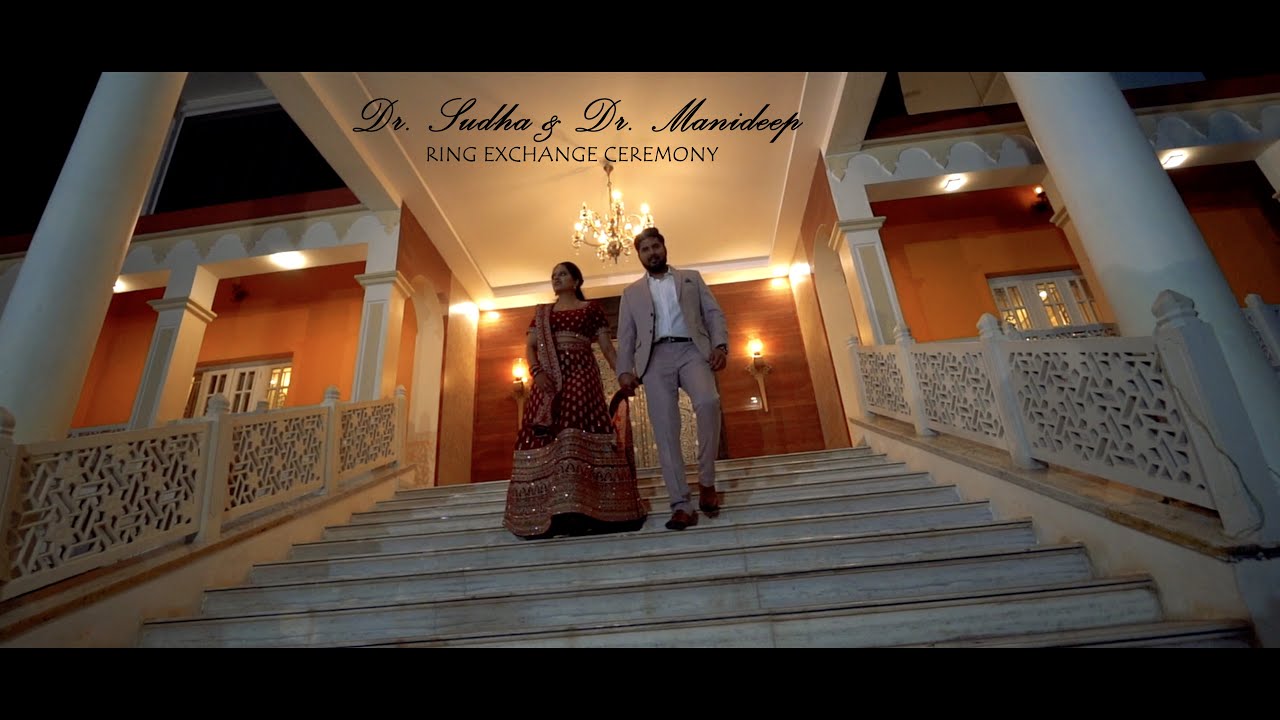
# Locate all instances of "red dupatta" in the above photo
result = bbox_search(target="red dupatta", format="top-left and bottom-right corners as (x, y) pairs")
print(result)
(527, 303), (563, 435)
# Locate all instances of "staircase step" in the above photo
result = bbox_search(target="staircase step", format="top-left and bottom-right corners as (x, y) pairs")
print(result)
(382, 456), (906, 510)
(276, 500), (1000, 569)
(907, 620), (1256, 648)
(356, 469), (931, 522)
(205, 525), (1052, 615)
(321, 485), (968, 540)
(385, 578), (1166, 648)
(392, 446), (879, 501)
(139, 576), (1161, 648)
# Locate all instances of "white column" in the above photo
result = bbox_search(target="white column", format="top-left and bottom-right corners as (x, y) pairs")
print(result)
(1006, 71), (1280, 473)
(1038, 174), (1117, 324)
(0, 72), (187, 444)
(127, 264), (218, 429)
(837, 217), (907, 346)
(1256, 141), (1280, 201)
(351, 270), (412, 402)
(832, 182), (909, 345)
(0, 262), (20, 322)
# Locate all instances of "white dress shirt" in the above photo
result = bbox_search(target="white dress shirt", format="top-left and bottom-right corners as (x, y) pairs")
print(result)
(647, 269), (692, 340)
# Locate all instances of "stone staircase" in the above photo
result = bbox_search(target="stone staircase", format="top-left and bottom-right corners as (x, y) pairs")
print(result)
(137, 446), (1256, 647)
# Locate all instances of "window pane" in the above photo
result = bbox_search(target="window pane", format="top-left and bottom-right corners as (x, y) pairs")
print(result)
(1036, 282), (1072, 327)
(1069, 278), (1099, 324)
(990, 284), (1032, 331)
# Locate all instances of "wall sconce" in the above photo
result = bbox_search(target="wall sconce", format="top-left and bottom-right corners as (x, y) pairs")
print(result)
(512, 358), (530, 429)
(745, 339), (772, 412)
(1032, 185), (1050, 213)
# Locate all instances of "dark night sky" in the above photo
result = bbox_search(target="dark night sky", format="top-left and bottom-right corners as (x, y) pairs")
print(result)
(2, 72), (102, 237)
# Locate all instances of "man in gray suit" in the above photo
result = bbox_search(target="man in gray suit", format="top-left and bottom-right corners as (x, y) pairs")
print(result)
(617, 227), (729, 530)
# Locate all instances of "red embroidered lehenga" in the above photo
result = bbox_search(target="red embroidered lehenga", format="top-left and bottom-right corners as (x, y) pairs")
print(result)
(502, 301), (648, 539)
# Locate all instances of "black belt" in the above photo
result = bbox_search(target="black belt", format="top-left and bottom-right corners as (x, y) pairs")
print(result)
(655, 336), (692, 344)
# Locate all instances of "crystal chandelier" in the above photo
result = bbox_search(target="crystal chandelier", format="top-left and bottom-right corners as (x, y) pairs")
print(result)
(572, 162), (654, 265)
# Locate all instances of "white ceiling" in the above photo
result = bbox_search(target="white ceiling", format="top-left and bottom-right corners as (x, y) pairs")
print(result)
(258, 71), (862, 307)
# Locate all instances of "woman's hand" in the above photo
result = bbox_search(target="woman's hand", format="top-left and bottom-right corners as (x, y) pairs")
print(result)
(533, 371), (555, 392)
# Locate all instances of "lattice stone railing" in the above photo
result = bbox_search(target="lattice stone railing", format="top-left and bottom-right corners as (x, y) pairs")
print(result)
(0, 423), (208, 599)
(66, 423), (129, 438)
(910, 343), (1004, 449)
(856, 348), (911, 422)
(848, 291), (1279, 543)
(221, 406), (329, 522)
(1006, 338), (1210, 508)
(1005, 322), (1120, 341)
(337, 396), (401, 483)
(0, 386), (405, 601)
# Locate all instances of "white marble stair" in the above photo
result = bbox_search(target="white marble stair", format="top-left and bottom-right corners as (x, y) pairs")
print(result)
(136, 446), (1258, 647)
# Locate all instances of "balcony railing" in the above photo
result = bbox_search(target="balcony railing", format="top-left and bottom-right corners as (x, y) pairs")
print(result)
(0, 386), (405, 601)
(849, 290), (1279, 545)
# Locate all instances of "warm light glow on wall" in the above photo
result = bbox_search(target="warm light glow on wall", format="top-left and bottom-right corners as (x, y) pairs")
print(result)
(512, 358), (529, 381)
(770, 277), (789, 289)
(449, 302), (479, 322)
(478, 300), (495, 311)
(484, 311), (501, 322)
(1033, 186), (1044, 195)
(113, 279), (126, 293)
(1161, 151), (1187, 168)
(942, 175), (966, 192)
(747, 338), (764, 357)
(270, 251), (306, 270)
(789, 262), (811, 282)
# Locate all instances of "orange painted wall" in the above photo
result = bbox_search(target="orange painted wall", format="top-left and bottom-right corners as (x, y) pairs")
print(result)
(71, 287), (165, 428)
(71, 262), (367, 427)
(872, 164), (1280, 345)
(1171, 162), (1280, 304)
(873, 186), (1079, 342)
(198, 262), (365, 406)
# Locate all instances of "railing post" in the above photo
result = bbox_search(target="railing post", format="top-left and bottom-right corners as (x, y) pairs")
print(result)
(846, 335), (873, 423)
(194, 394), (230, 544)
(0, 407), (19, 587)
(1244, 293), (1280, 374)
(894, 325), (935, 437)
(1153, 291), (1279, 542)
(977, 314), (1045, 471)
(394, 385), (407, 467)
(323, 385), (341, 494)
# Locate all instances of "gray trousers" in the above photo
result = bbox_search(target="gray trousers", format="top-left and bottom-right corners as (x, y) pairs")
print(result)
(642, 342), (721, 513)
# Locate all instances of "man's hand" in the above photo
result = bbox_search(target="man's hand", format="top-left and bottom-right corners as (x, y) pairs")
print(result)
(709, 346), (728, 372)
(618, 372), (640, 396)
(533, 372), (555, 392)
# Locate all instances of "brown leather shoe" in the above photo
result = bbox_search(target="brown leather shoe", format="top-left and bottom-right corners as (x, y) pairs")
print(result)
(665, 509), (698, 530)
(698, 486), (723, 516)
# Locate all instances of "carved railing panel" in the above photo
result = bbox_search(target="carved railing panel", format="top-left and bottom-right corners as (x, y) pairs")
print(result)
(1005, 337), (1212, 508)
(1, 425), (209, 599)
(910, 343), (1004, 448)
(338, 398), (398, 482)
(223, 407), (328, 522)
(857, 348), (912, 422)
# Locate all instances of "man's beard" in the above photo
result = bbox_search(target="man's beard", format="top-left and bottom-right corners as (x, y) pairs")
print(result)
(644, 257), (668, 274)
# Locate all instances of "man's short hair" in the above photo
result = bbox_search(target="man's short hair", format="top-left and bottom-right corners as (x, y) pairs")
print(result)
(634, 226), (665, 251)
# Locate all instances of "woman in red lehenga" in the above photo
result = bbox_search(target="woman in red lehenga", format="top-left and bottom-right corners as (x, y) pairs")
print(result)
(502, 261), (649, 539)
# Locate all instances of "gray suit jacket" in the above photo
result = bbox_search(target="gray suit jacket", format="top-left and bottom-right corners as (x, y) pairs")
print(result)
(616, 267), (729, 381)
